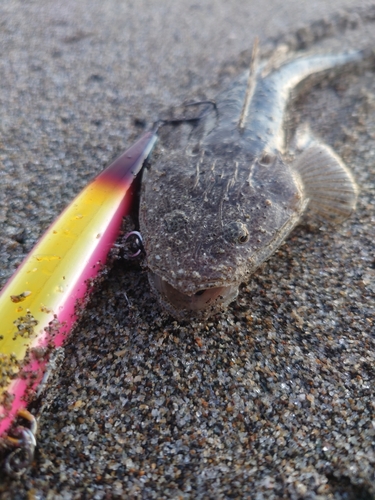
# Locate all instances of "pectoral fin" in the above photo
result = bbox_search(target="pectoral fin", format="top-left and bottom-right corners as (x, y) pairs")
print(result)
(292, 128), (358, 223)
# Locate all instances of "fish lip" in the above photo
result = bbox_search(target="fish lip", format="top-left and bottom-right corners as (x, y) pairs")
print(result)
(148, 271), (239, 317)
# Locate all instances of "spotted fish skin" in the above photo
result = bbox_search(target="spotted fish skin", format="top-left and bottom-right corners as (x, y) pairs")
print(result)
(139, 49), (362, 318)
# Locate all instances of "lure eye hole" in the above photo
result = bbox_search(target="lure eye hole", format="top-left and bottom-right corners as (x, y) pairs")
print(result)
(223, 221), (249, 245)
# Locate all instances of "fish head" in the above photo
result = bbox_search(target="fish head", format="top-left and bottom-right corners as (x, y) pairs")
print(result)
(139, 144), (304, 318)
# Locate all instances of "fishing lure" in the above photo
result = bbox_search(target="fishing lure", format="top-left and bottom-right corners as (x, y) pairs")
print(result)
(0, 131), (157, 475)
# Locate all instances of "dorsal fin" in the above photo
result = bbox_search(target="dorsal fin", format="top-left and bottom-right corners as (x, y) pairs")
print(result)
(238, 37), (259, 131)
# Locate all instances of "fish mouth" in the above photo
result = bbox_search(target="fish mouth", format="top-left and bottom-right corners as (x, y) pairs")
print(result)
(148, 272), (239, 317)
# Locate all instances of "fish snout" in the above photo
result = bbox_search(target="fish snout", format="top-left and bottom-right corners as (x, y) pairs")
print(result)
(148, 272), (238, 317)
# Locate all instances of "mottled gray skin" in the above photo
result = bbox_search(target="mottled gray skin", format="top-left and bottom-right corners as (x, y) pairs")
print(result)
(139, 50), (362, 317)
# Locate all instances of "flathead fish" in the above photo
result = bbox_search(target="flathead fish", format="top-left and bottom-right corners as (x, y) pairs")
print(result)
(139, 44), (362, 318)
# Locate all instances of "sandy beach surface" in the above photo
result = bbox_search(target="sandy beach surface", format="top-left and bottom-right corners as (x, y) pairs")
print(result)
(1, 1), (375, 498)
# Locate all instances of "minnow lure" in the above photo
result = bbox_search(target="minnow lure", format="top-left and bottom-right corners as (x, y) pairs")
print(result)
(139, 45), (361, 318)
(0, 131), (157, 473)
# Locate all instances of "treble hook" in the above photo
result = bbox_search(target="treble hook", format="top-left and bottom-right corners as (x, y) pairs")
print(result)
(3, 409), (37, 478)
(123, 230), (144, 258)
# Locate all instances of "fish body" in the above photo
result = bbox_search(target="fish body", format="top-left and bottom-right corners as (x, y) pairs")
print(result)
(139, 49), (361, 318)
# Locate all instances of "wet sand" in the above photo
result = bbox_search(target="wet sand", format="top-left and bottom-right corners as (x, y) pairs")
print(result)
(1, 1), (375, 498)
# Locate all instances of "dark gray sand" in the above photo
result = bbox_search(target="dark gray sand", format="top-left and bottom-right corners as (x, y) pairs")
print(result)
(1, 1), (375, 498)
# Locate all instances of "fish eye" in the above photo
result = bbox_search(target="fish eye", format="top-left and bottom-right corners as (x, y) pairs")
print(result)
(164, 210), (189, 232)
(259, 152), (276, 166)
(224, 221), (249, 245)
